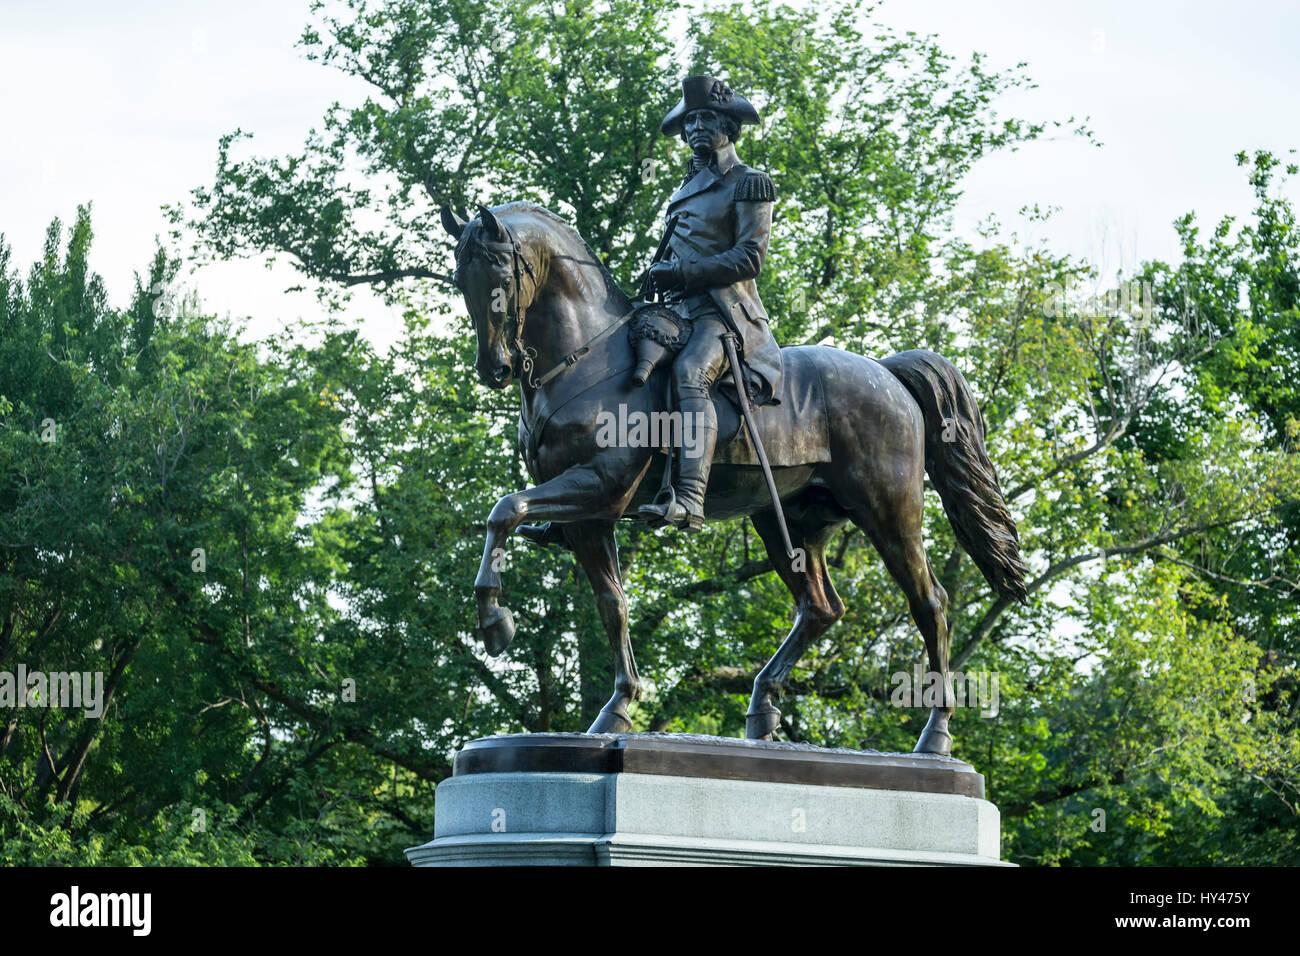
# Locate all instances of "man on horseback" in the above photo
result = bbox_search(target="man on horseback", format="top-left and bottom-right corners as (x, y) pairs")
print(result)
(442, 148), (1028, 752)
(637, 75), (784, 532)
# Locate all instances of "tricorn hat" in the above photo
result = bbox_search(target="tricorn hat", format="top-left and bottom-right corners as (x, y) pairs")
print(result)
(660, 75), (760, 137)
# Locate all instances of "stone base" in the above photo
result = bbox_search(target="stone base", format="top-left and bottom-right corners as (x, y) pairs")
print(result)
(406, 733), (1010, 867)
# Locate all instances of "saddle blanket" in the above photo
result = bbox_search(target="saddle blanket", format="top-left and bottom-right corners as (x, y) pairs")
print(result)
(714, 346), (831, 467)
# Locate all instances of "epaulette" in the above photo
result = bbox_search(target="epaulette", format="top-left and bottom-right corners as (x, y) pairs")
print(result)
(733, 170), (775, 202)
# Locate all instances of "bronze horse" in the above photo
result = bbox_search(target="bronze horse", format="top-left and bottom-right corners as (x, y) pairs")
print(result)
(441, 201), (1027, 755)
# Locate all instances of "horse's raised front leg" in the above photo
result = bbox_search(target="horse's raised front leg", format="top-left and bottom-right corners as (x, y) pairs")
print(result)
(474, 453), (650, 657)
(475, 466), (603, 655)
(565, 521), (640, 733)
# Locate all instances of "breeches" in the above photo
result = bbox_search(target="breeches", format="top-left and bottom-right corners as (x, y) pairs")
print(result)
(671, 315), (731, 404)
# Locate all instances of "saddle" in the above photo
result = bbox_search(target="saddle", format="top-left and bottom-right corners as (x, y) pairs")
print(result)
(517, 310), (832, 548)
(627, 303), (831, 467)
(710, 346), (831, 466)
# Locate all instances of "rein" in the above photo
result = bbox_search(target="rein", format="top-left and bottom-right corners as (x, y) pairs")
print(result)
(529, 308), (637, 388)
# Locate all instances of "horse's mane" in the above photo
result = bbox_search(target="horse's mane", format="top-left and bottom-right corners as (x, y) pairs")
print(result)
(454, 201), (628, 306)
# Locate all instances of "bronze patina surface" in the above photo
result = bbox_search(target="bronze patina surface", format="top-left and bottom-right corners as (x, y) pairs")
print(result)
(453, 732), (985, 798)
(439, 75), (1029, 757)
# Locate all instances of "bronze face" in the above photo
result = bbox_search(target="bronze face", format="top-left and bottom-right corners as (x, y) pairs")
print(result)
(451, 206), (533, 389)
(682, 108), (732, 155)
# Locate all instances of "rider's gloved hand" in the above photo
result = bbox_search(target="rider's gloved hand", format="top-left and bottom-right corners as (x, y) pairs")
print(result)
(650, 260), (683, 292)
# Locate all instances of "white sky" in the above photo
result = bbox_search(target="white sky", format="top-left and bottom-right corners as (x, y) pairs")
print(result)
(1, 0), (1298, 350)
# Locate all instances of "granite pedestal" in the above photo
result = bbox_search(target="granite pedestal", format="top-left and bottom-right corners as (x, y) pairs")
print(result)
(406, 733), (1009, 866)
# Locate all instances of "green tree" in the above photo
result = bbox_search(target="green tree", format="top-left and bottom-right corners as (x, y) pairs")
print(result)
(2, 210), (389, 863)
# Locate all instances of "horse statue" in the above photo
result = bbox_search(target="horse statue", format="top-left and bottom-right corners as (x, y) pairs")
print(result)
(440, 200), (1028, 755)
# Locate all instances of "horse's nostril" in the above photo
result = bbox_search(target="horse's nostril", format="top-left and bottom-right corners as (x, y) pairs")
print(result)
(493, 365), (512, 383)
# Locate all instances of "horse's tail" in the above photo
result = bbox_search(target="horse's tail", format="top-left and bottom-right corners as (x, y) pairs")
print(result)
(880, 349), (1029, 604)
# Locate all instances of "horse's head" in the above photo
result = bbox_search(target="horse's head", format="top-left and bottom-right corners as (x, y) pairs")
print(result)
(442, 203), (543, 389)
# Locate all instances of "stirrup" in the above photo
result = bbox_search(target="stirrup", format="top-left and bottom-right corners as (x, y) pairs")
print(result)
(638, 487), (704, 532)
(638, 486), (679, 529)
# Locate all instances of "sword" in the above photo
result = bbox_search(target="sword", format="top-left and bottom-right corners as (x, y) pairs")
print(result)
(719, 331), (797, 561)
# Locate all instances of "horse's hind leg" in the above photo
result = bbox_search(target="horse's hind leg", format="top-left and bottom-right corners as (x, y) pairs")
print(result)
(746, 503), (847, 740)
(565, 520), (641, 734)
(846, 496), (954, 755)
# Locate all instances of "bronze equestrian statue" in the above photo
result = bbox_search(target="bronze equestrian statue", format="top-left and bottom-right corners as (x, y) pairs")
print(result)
(438, 76), (1028, 756)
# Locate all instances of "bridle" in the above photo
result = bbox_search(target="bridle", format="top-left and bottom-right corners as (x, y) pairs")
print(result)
(466, 219), (638, 392)
(473, 222), (541, 386)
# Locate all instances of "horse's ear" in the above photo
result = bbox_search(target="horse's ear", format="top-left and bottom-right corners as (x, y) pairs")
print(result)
(440, 203), (467, 240)
(478, 204), (505, 242)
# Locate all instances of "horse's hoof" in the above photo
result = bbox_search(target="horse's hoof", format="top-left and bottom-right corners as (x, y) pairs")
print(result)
(477, 606), (516, 657)
(745, 707), (782, 740)
(586, 708), (632, 734)
(913, 727), (953, 756)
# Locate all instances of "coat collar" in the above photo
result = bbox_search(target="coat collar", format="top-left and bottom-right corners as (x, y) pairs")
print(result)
(708, 142), (742, 177)
(668, 143), (743, 206)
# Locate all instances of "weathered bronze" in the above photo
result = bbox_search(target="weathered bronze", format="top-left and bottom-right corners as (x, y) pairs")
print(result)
(638, 78), (782, 532)
(437, 76), (1028, 756)
(452, 733), (986, 797)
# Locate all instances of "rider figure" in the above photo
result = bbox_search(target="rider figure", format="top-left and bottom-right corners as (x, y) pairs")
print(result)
(638, 76), (783, 532)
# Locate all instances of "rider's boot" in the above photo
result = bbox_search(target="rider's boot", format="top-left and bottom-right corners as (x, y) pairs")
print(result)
(673, 395), (717, 531)
(639, 395), (717, 532)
